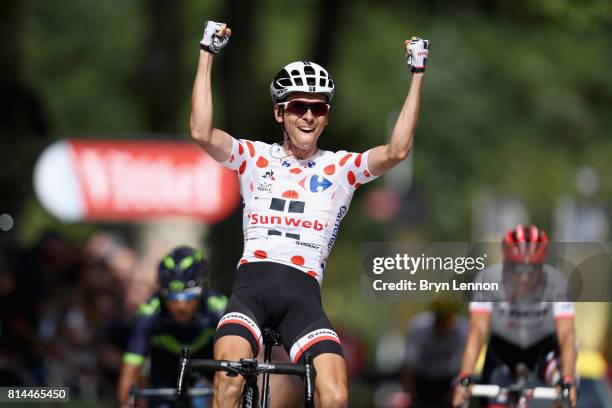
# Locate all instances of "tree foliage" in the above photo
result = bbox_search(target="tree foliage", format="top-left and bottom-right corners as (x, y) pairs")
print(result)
(8, 0), (612, 336)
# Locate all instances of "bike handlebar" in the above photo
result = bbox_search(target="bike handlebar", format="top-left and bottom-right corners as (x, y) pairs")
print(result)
(191, 358), (307, 376)
(179, 346), (316, 407)
(470, 384), (559, 399)
(131, 387), (213, 397)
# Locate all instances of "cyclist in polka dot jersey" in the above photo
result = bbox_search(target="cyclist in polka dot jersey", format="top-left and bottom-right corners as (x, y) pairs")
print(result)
(224, 138), (376, 283)
(191, 22), (428, 408)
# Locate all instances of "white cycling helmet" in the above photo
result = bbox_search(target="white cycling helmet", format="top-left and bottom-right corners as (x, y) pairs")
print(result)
(270, 61), (335, 103)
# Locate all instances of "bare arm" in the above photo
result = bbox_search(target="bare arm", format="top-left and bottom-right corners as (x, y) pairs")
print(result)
(458, 312), (490, 376)
(452, 312), (490, 407)
(555, 317), (577, 377)
(189, 25), (233, 162)
(367, 72), (424, 176)
(367, 38), (426, 176)
(555, 316), (578, 407)
(117, 363), (141, 406)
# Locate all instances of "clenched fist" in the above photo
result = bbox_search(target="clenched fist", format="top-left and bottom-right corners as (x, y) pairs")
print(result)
(201, 21), (231, 54)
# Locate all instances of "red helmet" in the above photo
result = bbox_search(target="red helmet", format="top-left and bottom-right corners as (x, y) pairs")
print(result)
(502, 225), (549, 264)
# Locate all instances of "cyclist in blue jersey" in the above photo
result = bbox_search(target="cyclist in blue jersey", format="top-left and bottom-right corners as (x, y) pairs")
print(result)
(191, 21), (428, 408)
(118, 246), (227, 408)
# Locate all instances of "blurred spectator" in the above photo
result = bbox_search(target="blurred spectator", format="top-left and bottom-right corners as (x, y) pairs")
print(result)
(4, 231), (81, 386)
(336, 325), (367, 380)
(572, 303), (612, 407)
(402, 302), (468, 408)
(0, 229), (159, 405)
(85, 232), (138, 288)
(373, 329), (408, 408)
(47, 286), (123, 399)
(0, 238), (21, 386)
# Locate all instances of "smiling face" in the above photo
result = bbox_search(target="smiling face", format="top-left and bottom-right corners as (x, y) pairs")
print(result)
(274, 92), (329, 156)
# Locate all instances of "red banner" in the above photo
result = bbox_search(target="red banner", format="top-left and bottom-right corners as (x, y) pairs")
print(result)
(34, 139), (239, 223)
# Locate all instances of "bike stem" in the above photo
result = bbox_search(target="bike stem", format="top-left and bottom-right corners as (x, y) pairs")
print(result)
(177, 347), (191, 408)
(304, 353), (316, 407)
(261, 328), (280, 407)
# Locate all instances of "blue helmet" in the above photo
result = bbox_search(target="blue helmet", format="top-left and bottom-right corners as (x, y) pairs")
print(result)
(158, 246), (207, 299)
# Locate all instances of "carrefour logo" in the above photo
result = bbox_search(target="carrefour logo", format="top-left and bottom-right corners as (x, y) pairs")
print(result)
(310, 175), (332, 193)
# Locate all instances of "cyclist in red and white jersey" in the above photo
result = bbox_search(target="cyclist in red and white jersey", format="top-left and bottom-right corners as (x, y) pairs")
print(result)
(452, 225), (578, 407)
(191, 21), (428, 408)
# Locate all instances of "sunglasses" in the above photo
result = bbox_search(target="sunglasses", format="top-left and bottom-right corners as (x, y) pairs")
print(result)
(165, 287), (202, 302)
(278, 101), (330, 117)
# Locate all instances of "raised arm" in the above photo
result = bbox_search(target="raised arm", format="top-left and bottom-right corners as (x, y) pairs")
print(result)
(367, 37), (428, 176)
(189, 22), (234, 162)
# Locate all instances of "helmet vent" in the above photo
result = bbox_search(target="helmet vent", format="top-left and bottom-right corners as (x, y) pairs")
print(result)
(270, 61), (335, 103)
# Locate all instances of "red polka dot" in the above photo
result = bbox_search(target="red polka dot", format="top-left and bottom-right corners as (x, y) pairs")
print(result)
(298, 177), (306, 189)
(249, 182), (254, 191)
(339, 153), (352, 166)
(256, 156), (269, 168)
(347, 171), (356, 185)
(290, 168), (302, 174)
(291, 256), (305, 266)
(307, 271), (318, 278)
(246, 140), (255, 157)
(239, 259), (248, 265)
(324, 164), (336, 175)
(239, 161), (247, 175)
(229, 154), (234, 162)
(355, 154), (362, 167)
(282, 190), (299, 199)
(364, 170), (370, 177)
(355, 183), (362, 189)
(238, 143), (244, 155)
(254, 250), (267, 259)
